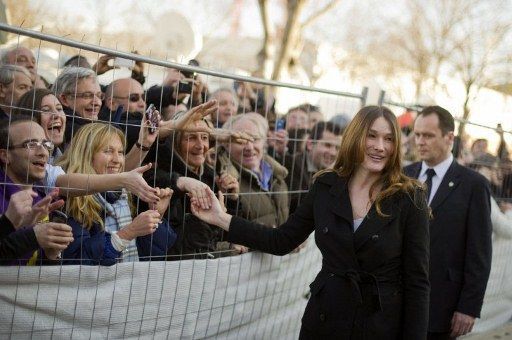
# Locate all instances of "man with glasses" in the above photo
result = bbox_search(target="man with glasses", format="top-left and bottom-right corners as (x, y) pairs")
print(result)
(0, 115), (73, 263)
(51, 66), (103, 144)
(284, 121), (343, 213)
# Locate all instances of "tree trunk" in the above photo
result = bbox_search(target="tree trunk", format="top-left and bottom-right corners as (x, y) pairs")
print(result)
(271, 0), (308, 81)
(457, 82), (472, 137)
(258, 0), (275, 79)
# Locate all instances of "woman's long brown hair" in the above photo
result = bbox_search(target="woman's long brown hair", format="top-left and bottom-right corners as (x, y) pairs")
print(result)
(316, 106), (424, 216)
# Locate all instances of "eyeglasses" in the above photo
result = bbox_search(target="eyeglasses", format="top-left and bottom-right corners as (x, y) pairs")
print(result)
(113, 93), (144, 102)
(66, 92), (105, 101)
(9, 140), (54, 152)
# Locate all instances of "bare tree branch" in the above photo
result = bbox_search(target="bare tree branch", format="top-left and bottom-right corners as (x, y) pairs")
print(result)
(301, 0), (341, 29)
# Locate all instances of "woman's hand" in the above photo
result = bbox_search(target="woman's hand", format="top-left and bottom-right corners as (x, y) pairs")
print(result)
(120, 163), (159, 204)
(231, 243), (248, 254)
(190, 189), (232, 231)
(158, 100), (217, 138)
(153, 187), (173, 218)
(215, 173), (239, 200)
(5, 188), (64, 228)
(176, 176), (212, 210)
(118, 210), (161, 241)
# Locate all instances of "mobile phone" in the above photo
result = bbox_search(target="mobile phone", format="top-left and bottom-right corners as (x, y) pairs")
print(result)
(50, 210), (68, 224)
(275, 118), (286, 131)
(113, 57), (135, 69)
(178, 81), (193, 93)
(182, 59), (199, 79)
(145, 104), (158, 134)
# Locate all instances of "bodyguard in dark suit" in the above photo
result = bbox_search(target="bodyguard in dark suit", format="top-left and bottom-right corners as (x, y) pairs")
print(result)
(190, 106), (430, 339)
(404, 106), (492, 339)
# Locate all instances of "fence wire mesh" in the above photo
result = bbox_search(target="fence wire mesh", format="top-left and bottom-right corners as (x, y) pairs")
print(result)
(0, 23), (511, 339)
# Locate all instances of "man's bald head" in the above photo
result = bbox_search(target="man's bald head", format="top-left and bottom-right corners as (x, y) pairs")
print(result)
(105, 78), (146, 113)
(2, 47), (37, 77)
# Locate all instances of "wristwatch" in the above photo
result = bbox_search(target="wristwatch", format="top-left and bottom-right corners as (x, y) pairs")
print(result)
(135, 142), (151, 152)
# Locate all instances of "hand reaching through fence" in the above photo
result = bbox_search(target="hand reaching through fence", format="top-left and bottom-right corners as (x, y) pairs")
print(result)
(190, 189), (231, 230)
(177, 177), (212, 210)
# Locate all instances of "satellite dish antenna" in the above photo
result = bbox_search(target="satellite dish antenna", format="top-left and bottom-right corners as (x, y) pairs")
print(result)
(157, 11), (202, 62)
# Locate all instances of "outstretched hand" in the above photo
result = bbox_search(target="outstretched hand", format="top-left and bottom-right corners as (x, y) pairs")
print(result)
(176, 177), (212, 210)
(121, 163), (160, 204)
(189, 189), (231, 231)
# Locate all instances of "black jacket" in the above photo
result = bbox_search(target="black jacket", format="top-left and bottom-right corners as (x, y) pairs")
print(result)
(227, 172), (430, 339)
(284, 152), (315, 214)
(0, 215), (39, 261)
(148, 143), (239, 259)
(63, 106), (92, 146)
(404, 160), (492, 332)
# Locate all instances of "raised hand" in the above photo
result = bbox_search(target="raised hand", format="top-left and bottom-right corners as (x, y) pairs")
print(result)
(120, 163), (159, 204)
(158, 100), (217, 138)
(5, 188), (64, 228)
(138, 108), (161, 148)
(91, 55), (116, 75)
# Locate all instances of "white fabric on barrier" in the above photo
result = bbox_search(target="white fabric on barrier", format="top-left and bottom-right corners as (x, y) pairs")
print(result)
(0, 238), (321, 339)
(472, 199), (512, 334)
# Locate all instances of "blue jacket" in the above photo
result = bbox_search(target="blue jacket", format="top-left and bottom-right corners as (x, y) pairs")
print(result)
(63, 217), (176, 266)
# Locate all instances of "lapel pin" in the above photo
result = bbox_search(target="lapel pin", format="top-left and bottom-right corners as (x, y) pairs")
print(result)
(448, 182), (454, 187)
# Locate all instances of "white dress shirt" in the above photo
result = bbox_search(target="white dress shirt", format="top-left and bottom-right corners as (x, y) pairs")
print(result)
(419, 154), (454, 205)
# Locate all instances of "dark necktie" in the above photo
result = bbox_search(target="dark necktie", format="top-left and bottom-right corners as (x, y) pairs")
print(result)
(425, 168), (436, 203)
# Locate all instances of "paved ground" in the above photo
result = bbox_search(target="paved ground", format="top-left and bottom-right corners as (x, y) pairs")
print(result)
(466, 323), (512, 339)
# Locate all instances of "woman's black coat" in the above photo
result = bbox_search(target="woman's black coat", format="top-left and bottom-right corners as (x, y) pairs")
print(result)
(227, 172), (430, 339)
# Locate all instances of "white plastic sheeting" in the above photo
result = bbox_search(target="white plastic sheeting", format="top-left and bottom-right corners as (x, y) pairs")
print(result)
(0, 240), (321, 339)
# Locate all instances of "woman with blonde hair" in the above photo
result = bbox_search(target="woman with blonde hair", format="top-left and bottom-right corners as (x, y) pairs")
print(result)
(57, 123), (176, 265)
(190, 106), (430, 339)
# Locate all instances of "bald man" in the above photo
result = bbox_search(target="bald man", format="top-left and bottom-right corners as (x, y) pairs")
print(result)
(2, 47), (37, 77)
(104, 78), (146, 114)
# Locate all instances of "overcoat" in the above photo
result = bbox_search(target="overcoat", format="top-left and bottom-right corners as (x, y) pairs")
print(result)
(227, 172), (430, 339)
(404, 161), (492, 332)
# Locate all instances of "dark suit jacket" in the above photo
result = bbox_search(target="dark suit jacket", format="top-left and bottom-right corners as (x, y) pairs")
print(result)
(404, 160), (492, 332)
(227, 172), (430, 339)
(284, 152), (315, 214)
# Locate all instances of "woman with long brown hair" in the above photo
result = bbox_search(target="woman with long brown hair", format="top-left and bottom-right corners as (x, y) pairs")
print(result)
(189, 106), (430, 339)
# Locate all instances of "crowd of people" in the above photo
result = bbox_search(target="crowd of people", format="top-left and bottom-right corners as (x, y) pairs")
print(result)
(0, 45), (511, 339)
